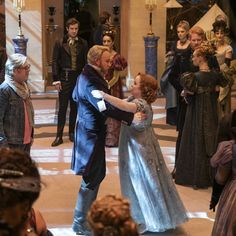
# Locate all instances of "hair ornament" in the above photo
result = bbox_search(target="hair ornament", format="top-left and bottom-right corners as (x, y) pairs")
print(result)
(0, 169), (41, 192)
(0, 169), (24, 177)
(0, 177), (41, 192)
(103, 28), (116, 38)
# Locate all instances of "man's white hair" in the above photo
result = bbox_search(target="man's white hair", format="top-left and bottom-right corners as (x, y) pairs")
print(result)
(87, 45), (109, 65)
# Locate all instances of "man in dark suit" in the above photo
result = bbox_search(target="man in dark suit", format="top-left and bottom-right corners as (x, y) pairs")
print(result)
(71, 45), (140, 235)
(51, 18), (88, 146)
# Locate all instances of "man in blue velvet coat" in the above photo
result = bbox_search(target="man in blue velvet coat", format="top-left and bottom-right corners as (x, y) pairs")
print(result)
(71, 45), (135, 235)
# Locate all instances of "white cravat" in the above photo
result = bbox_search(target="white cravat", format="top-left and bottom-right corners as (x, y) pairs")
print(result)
(68, 37), (78, 46)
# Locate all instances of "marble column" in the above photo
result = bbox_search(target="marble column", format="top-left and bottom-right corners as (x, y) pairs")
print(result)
(143, 35), (159, 79)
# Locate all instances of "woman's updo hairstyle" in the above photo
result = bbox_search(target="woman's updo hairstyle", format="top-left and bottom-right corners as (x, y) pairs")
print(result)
(102, 30), (115, 42)
(195, 41), (216, 58)
(87, 195), (138, 236)
(177, 20), (190, 32)
(212, 20), (229, 35)
(138, 73), (158, 104)
(195, 41), (217, 69)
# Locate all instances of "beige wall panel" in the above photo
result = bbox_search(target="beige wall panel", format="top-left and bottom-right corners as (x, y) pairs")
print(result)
(42, 0), (64, 89)
(5, 0), (44, 92)
(121, 0), (166, 83)
(43, 0), (64, 41)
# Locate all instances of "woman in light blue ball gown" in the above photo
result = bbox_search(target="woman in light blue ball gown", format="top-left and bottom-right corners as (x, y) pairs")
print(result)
(92, 73), (188, 233)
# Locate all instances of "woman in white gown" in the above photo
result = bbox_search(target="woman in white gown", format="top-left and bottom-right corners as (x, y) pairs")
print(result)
(92, 73), (188, 233)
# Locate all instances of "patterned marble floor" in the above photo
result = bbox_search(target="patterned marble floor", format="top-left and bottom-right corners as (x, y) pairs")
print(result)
(31, 89), (236, 236)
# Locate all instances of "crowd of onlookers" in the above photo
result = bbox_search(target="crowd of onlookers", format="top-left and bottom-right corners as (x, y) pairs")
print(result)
(161, 14), (236, 236)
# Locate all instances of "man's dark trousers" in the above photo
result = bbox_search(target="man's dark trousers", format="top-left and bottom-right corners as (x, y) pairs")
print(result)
(57, 72), (78, 138)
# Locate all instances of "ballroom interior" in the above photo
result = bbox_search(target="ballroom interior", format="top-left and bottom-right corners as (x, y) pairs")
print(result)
(1, 0), (236, 235)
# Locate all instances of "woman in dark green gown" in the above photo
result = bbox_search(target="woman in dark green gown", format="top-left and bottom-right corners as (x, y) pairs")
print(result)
(175, 43), (228, 189)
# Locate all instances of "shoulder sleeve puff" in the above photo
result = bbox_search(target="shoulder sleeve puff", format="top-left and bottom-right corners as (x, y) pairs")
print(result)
(180, 72), (198, 93)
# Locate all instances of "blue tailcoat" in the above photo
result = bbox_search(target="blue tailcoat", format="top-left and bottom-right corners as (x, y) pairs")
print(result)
(71, 64), (134, 188)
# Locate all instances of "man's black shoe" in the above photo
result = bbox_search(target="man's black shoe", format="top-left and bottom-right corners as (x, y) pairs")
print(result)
(51, 137), (63, 147)
(69, 133), (74, 142)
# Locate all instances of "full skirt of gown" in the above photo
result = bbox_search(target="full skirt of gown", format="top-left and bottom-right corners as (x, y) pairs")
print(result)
(119, 121), (188, 233)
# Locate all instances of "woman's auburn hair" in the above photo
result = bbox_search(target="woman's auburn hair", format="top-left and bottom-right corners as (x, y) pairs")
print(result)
(138, 73), (158, 104)
(87, 194), (139, 236)
(194, 41), (215, 58)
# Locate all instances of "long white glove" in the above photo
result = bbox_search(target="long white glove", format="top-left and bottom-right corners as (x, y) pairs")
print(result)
(91, 90), (105, 99)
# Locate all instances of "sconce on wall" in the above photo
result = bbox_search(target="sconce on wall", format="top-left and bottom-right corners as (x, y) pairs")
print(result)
(112, 5), (120, 25)
(46, 6), (58, 33)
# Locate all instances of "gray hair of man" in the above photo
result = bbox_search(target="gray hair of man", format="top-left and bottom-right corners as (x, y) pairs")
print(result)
(87, 45), (109, 65)
(5, 53), (27, 77)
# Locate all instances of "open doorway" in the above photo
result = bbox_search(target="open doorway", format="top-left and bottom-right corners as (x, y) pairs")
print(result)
(64, 0), (98, 47)
(64, 0), (121, 50)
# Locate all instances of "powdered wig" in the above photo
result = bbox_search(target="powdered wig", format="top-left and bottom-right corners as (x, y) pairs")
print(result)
(5, 53), (27, 77)
(87, 195), (139, 236)
(138, 73), (158, 104)
(87, 45), (109, 65)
